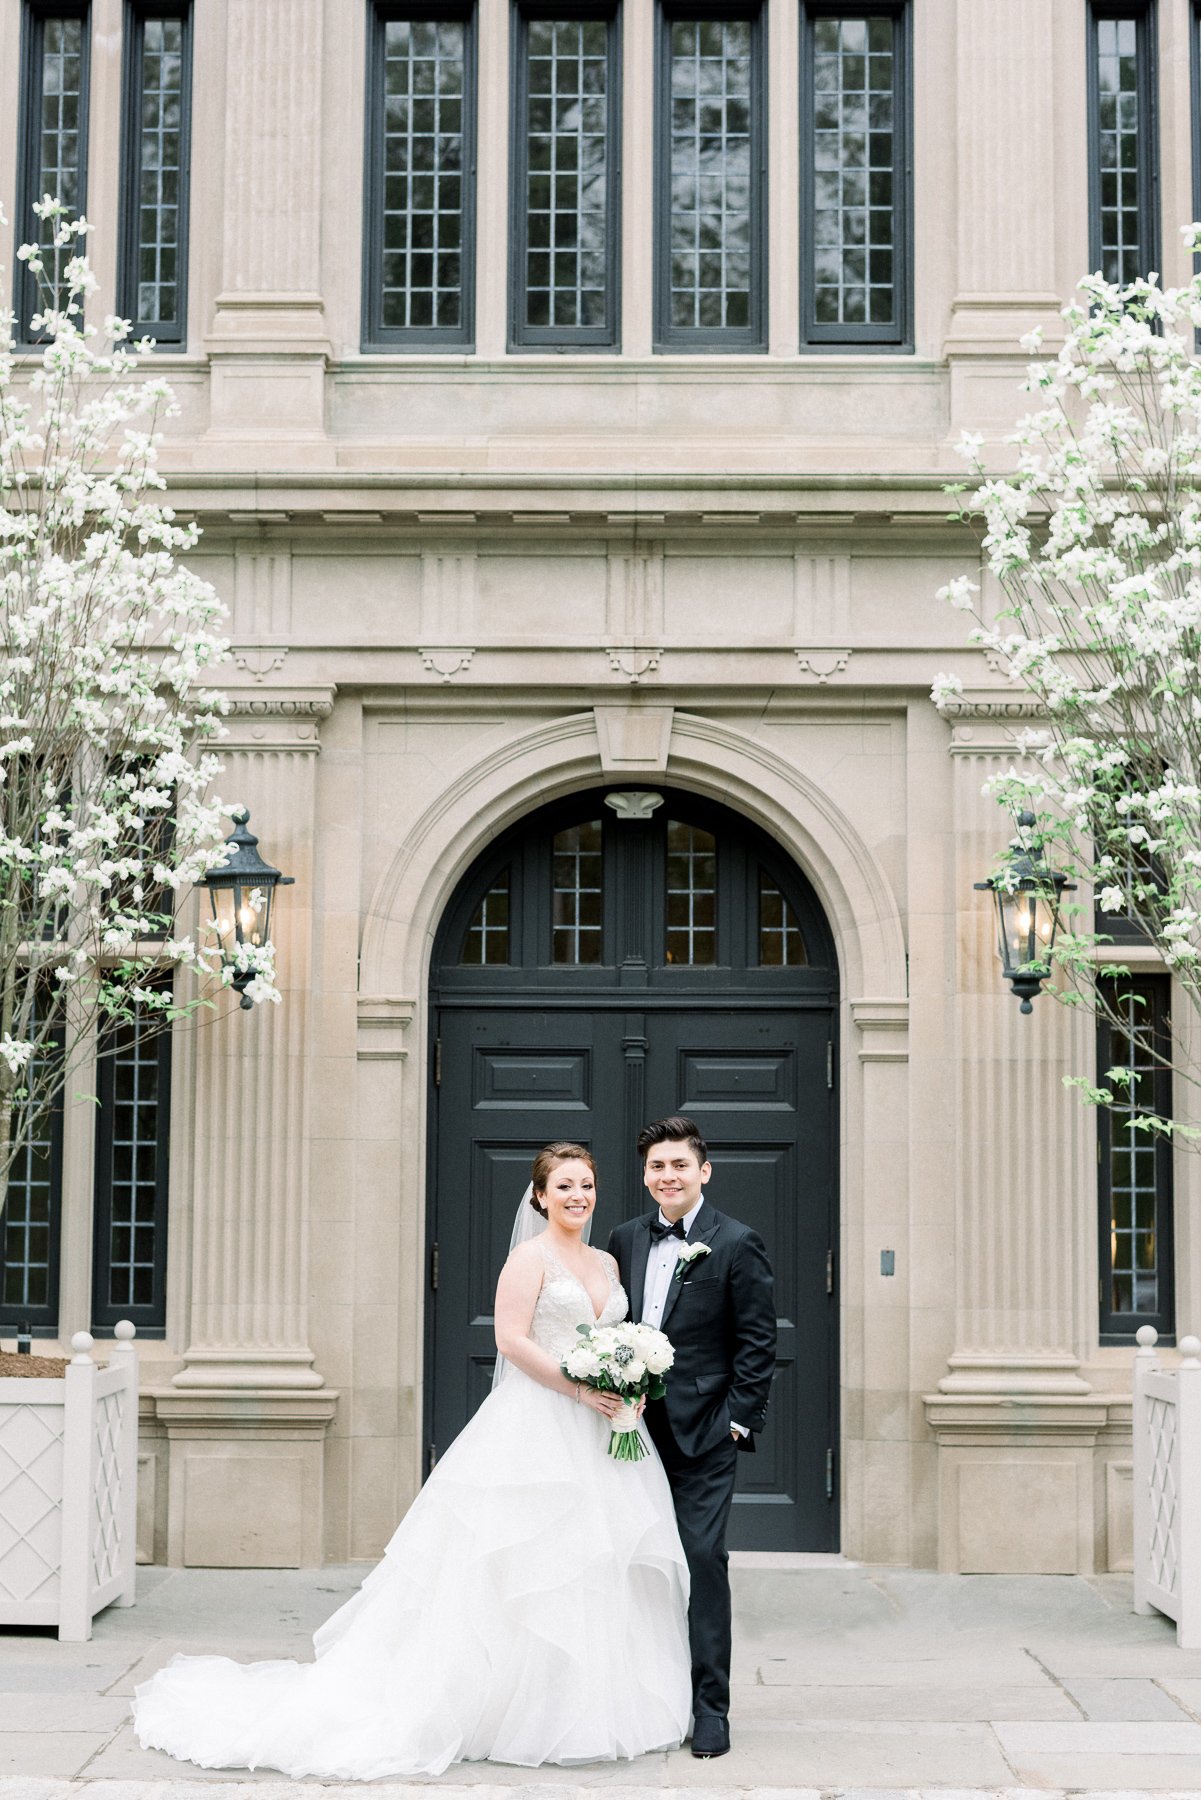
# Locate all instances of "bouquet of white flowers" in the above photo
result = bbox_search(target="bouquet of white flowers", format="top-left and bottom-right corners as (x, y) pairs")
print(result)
(562, 1320), (675, 1462)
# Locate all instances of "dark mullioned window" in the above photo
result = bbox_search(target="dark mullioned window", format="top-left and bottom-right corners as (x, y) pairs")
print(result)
(363, 5), (477, 349)
(14, 4), (91, 336)
(0, 994), (64, 1335)
(119, 3), (192, 346)
(1088, 4), (1159, 287)
(1098, 977), (1175, 1344)
(92, 988), (173, 1336)
(655, 6), (766, 351)
(511, 8), (621, 349)
(800, 3), (911, 347)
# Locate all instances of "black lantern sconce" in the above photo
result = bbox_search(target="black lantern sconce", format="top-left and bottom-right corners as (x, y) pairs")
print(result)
(198, 810), (294, 1009)
(975, 810), (1075, 1013)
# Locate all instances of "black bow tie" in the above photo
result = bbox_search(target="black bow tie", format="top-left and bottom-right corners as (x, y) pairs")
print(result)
(650, 1217), (687, 1242)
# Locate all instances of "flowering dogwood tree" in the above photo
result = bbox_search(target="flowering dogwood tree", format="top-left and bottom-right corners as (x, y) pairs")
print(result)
(0, 200), (278, 1212)
(933, 233), (1201, 1138)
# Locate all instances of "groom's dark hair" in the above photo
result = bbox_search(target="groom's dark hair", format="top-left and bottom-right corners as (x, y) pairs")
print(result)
(637, 1115), (709, 1165)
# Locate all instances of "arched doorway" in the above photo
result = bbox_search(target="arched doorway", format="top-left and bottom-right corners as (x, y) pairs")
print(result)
(426, 785), (839, 1550)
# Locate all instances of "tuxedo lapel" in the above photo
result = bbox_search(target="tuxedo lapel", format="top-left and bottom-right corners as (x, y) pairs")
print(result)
(628, 1215), (652, 1323)
(659, 1205), (723, 1334)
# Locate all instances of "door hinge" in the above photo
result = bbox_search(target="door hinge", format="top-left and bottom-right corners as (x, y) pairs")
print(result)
(434, 1036), (442, 1087)
(826, 1248), (834, 1296)
(826, 1447), (835, 1500)
(826, 1040), (834, 1089)
(429, 1442), (437, 1470)
(431, 1240), (440, 1291)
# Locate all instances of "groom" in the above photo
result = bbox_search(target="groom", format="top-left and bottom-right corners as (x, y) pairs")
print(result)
(608, 1115), (776, 1760)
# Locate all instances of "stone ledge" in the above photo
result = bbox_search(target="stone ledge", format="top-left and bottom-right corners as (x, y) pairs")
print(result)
(145, 1388), (340, 1438)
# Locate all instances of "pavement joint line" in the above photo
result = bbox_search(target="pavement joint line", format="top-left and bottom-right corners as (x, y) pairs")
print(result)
(1021, 1647), (1088, 1720)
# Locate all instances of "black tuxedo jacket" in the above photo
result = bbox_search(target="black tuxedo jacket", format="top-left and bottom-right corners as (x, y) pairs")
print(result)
(607, 1205), (776, 1460)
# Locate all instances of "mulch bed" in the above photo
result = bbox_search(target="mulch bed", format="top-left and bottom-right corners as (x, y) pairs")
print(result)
(0, 1352), (70, 1377)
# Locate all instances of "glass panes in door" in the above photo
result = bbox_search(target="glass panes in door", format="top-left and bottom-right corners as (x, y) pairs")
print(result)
(461, 875), (511, 965)
(666, 821), (716, 964)
(518, 16), (616, 343)
(759, 871), (808, 966)
(552, 821), (603, 963)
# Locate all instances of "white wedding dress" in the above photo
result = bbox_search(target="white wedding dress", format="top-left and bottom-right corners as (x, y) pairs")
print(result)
(132, 1246), (692, 1779)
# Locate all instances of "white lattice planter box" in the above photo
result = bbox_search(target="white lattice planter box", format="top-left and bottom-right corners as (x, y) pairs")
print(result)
(0, 1323), (138, 1641)
(1133, 1326), (1201, 1648)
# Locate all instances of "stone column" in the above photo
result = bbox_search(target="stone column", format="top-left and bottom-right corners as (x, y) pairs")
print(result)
(943, 0), (1080, 430)
(925, 704), (1108, 1574)
(153, 689), (339, 1567)
(205, 0), (330, 443)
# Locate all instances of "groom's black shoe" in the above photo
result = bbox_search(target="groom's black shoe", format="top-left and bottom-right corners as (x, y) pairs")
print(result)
(691, 1716), (730, 1759)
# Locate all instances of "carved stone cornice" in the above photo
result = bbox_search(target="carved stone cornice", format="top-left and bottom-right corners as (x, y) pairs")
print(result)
(222, 686), (336, 750)
(942, 699), (1048, 720)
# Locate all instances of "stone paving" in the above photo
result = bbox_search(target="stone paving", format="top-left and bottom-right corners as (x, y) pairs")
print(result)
(3, 1558), (1201, 1795)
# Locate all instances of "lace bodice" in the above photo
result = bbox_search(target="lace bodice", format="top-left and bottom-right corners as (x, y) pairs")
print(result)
(531, 1245), (628, 1359)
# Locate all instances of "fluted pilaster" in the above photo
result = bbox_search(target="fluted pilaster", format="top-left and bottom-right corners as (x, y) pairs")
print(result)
(174, 690), (335, 1389)
(939, 712), (1094, 1395)
(206, 0), (329, 442)
(944, 0), (1070, 361)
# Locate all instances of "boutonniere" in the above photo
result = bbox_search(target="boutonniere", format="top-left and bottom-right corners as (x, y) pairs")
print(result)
(673, 1242), (712, 1282)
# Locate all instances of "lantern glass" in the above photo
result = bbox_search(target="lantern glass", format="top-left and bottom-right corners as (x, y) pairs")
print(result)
(996, 885), (1056, 976)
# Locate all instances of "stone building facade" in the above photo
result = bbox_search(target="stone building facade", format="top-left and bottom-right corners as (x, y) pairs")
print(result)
(3, 0), (1198, 1574)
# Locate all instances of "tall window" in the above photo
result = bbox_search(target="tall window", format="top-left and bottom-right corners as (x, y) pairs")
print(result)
(364, 5), (476, 349)
(1088, 4), (1159, 287)
(511, 9), (621, 349)
(655, 6), (766, 351)
(0, 999), (64, 1335)
(800, 3), (910, 347)
(1098, 978), (1174, 1343)
(119, 3), (192, 347)
(92, 990), (173, 1335)
(14, 4), (91, 336)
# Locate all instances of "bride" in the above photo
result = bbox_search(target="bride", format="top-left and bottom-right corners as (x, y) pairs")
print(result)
(132, 1142), (692, 1780)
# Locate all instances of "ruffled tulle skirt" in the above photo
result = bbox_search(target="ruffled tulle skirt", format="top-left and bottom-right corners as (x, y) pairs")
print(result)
(131, 1371), (691, 1779)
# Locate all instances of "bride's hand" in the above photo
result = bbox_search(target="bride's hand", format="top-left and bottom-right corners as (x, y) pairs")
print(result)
(577, 1386), (622, 1419)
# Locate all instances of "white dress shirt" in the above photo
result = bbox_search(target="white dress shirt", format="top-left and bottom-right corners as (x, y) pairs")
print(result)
(640, 1196), (746, 1437)
(640, 1197), (705, 1330)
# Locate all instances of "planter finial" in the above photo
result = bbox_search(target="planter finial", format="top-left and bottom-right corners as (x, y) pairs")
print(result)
(70, 1332), (94, 1365)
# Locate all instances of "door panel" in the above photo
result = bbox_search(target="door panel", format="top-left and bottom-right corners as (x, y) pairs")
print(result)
(646, 1011), (835, 1550)
(432, 1002), (836, 1549)
(430, 1010), (628, 1466)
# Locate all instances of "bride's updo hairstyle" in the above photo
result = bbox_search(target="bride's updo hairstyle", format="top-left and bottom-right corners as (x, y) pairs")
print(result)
(529, 1142), (597, 1217)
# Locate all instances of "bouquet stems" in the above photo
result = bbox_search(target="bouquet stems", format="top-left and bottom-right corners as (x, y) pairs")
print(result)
(608, 1398), (647, 1462)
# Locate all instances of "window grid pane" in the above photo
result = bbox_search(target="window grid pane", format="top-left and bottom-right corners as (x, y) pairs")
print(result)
(811, 14), (896, 328)
(461, 876), (511, 965)
(23, 12), (87, 321)
(758, 871), (808, 967)
(379, 18), (466, 332)
(1094, 13), (1147, 286)
(0, 991), (62, 1325)
(666, 822), (716, 965)
(133, 13), (185, 333)
(668, 18), (754, 333)
(100, 1002), (166, 1314)
(552, 820), (603, 963)
(525, 19), (610, 332)
(1106, 985), (1164, 1317)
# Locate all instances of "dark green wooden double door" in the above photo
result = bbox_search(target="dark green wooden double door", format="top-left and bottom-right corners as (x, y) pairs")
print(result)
(427, 790), (839, 1551)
